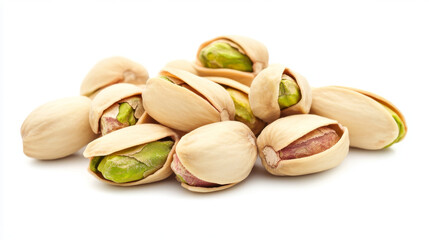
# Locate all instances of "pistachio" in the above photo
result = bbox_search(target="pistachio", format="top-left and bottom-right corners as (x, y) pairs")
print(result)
(172, 121), (257, 193)
(257, 114), (349, 176)
(92, 141), (173, 183)
(249, 64), (312, 123)
(278, 75), (301, 109)
(89, 83), (152, 135)
(199, 41), (253, 72)
(194, 35), (269, 86)
(84, 124), (179, 186)
(143, 67), (235, 132)
(310, 86), (407, 150)
(80, 56), (149, 98)
(21, 96), (97, 160)
(163, 59), (198, 75)
(205, 76), (265, 135)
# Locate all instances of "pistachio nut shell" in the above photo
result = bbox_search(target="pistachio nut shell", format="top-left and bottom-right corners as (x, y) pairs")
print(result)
(163, 59), (198, 75)
(80, 56), (149, 98)
(175, 121), (257, 192)
(310, 86), (407, 150)
(89, 83), (150, 134)
(21, 96), (97, 160)
(143, 67), (235, 132)
(84, 124), (179, 186)
(249, 64), (312, 123)
(194, 35), (269, 86)
(257, 114), (349, 176)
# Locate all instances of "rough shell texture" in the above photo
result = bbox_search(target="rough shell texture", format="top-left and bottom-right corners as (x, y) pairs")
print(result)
(84, 124), (179, 186)
(175, 121), (257, 193)
(194, 35), (269, 86)
(143, 67), (235, 132)
(257, 114), (349, 176)
(89, 83), (152, 134)
(21, 96), (97, 160)
(80, 56), (149, 98)
(310, 86), (406, 150)
(163, 59), (198, 75)
(249, 64), (312, 123)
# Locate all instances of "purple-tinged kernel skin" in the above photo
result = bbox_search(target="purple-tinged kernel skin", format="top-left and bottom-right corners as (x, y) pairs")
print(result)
(279, 126), (340, 160)
(171, 154), (218, 187)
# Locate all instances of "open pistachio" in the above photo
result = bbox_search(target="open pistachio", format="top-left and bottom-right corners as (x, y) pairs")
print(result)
(84, 124), (179, 186)
(194, 35), (269, 86)
(171, 121), (257, 193)
(311, 86), (407, 150)
(21, 96), (97, 160)
(257, 114), (350, 176)
(249, 64), (312, 124)
(206, 76), (265, 135)
(199, 41), (253, 72)
(89, 83), (153, 135)
(80, 56), (149, 98)
(143, 67), (235, 132)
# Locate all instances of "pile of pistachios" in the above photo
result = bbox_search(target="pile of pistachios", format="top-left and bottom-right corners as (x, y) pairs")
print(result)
(21, 35), (407, 193)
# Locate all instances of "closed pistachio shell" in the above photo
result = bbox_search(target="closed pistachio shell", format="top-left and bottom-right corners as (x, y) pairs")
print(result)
(163, 59), (198, 75)
(257, 114), (350, 176)
(83, 124), (179, 186)
(80, 56), (149, 98)
(89, 83), (153, 135)
(21, 96), (97, 160)
(174, 121), (257, 193)
(310, 86), (407, 150)
(249, 64), (312, 123)
(194, 35), (269, 86)
(143, 67), (235, 132)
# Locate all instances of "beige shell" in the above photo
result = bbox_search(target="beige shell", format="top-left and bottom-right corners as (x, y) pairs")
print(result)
(163, 59), (198, 75)
(193, 35), (269, 86)
(89, 83), (153, 134)
(21, 96), (97, 160)
(310, 86), (407, 150)
(83, 124), (179, 186)
(249, 64), (312, 123)
(143, 67), (235, 132)
(80, 56), (149, 98)
(257, 114), (350, 176)
(175, 121), (257, 193)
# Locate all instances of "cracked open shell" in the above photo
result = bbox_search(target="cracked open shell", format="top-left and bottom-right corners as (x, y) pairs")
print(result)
(249, 64), (312, 123)
(80, 56), (149, 98)
(143, 67), (235, 132)
(89, 83), (154, 135)
(21, 96), (97, 160)
(257, 114), (349, 176)
(311, 86), (407, 150)
(172, 121), (257, 193)
(83, 124), (179, 186)
(193, 35), (269, 86)
(206, 76), (265, 135)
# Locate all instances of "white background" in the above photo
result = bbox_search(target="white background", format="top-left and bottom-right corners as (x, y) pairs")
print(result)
(1, 0), (429, 239)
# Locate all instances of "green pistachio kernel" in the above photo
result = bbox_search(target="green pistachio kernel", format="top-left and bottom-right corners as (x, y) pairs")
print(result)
(383, 105), (406, 148)
(95, 140), (174, 183)
(199, 42), (253, 72)
(278, 75), (302, 109)
(89, 156), (103, 173)
(117, 102), (136, 125)
(159, 75), (174, 83)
